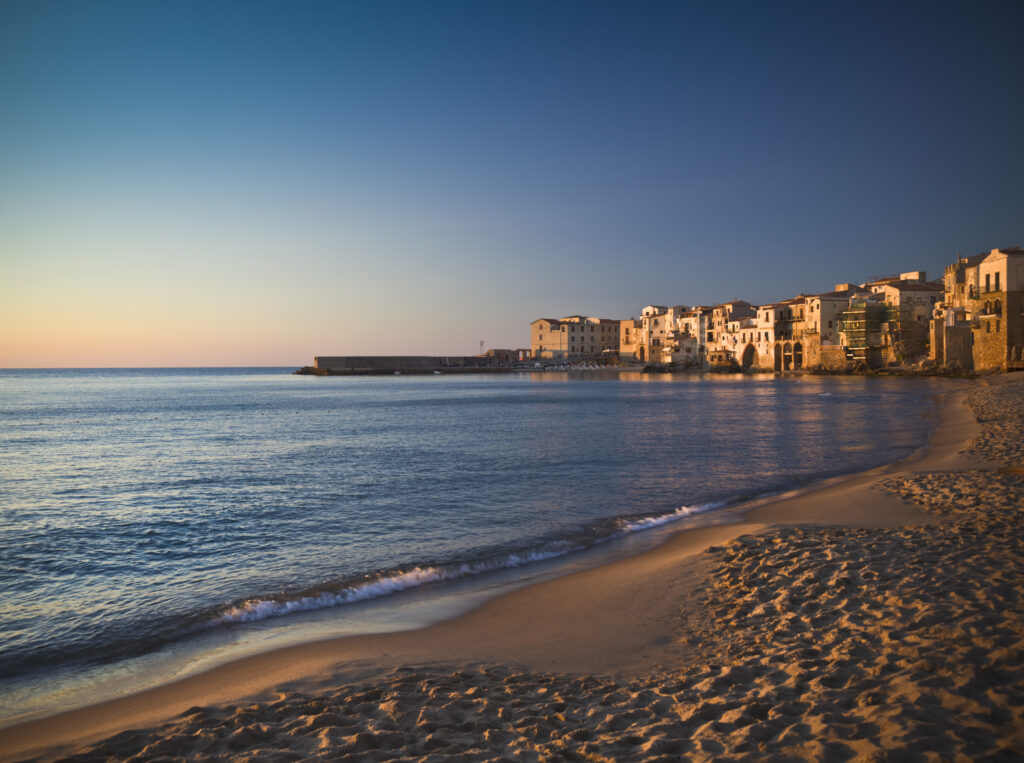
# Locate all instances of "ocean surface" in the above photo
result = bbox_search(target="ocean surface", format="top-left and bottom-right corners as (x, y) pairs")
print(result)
(0, 368), (947, 723)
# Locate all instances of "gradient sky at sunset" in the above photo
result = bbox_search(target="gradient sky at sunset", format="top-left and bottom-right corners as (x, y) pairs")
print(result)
(1, 0), (1022, 367)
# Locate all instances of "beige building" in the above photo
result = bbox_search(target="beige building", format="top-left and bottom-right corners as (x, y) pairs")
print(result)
(530, 315), (621, 360)
(619, 318), (641, 362)
(631, 305), (693, 364)
(707, 301), (755, 351)
(744, 297), (807, 370)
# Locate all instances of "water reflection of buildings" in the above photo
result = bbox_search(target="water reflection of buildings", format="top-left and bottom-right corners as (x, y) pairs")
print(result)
(529, 247), (1023, 372)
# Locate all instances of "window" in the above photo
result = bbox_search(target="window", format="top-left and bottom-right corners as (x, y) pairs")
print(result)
(986, 274), (991, 292)
(828, 320), (833, 328)
(996, 272), (1001, 291)
(996, 319), (1001, 333)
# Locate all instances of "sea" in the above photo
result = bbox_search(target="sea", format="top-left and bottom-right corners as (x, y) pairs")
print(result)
(0, 368), (949, 724)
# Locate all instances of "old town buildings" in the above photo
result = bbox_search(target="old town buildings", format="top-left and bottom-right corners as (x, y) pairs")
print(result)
(529, 246), (1023, 372)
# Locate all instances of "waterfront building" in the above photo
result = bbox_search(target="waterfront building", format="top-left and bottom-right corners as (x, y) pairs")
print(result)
(800, 289), (862, 369)
(932, 247), (1024, 371)
(675, 307), (712, 366)
(530, 315), (621, 361)
(631, 305), (696, 364)
(637, 305), (669, 363)
(749, 297), (807, 370)
(715, 314), (758, 368)
(619, 318), (641, 362)
(707, 301), (755, 351)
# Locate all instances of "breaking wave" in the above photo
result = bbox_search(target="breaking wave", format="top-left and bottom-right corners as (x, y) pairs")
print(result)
(209, 501), (724, 626)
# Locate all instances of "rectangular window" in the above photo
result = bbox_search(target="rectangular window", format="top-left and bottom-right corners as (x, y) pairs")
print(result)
(986, 274), (991, 292)
(996, 272), (1001, 291)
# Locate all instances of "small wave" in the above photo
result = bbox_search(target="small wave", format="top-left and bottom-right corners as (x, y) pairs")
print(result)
(208, 501), (723, 627)
(614, 501), (723, 532)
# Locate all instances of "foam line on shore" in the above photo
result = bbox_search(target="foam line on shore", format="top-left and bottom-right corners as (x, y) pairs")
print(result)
(209, 501), (726, 626)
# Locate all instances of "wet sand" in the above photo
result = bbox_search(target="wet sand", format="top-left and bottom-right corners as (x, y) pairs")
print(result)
(3, 375), (1022, 761)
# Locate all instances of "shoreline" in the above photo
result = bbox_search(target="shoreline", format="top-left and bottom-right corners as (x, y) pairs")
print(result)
(1, 377), (1018, 760)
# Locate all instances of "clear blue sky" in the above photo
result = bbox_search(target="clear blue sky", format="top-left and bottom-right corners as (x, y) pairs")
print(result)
(1, 0), (1021, 365)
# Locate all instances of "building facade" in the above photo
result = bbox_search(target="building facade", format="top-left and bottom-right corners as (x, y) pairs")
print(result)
(530, 315), (621, 360)
(932, 248), (1024, 371)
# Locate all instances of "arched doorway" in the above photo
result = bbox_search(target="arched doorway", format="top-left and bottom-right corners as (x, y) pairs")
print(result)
(793, 342), (803, 370)
(741, 344), (756, 370)
(773, 343), (783, 372)
(783, 342), (793, 371)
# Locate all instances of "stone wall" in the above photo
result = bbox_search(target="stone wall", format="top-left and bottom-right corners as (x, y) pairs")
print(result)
(816, 347), (849, 371)
(943, 325), (974, 371)
(929, 319), (944, 365)
(973, 317), (1006, 371)
(314, 356), (493, 372)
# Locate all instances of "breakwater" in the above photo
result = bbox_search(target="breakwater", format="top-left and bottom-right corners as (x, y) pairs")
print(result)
(297, 356), (514, 375)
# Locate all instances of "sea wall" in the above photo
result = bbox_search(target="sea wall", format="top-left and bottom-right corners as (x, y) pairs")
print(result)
(311, 356), (508, 374)
(816, 346), (849, 371)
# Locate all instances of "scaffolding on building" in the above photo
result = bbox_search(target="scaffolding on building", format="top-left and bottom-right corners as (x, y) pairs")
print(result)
(838, 300), (925, 365)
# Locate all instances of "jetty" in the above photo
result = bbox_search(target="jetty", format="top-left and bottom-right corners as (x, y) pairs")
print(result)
(295, 355), (515, 376)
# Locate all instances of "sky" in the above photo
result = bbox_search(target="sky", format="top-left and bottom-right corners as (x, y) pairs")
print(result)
(1, 0), (1022, 367)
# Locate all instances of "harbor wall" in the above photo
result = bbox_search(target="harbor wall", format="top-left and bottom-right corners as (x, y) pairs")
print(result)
(311, 356), (507, 374)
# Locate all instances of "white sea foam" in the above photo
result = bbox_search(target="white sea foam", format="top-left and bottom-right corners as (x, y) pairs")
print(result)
(615, 501), (724, 532)
(210, 501), (722, 626)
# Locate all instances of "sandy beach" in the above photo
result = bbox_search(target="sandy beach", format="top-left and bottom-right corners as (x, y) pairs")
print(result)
(3, 375), (1022, 761)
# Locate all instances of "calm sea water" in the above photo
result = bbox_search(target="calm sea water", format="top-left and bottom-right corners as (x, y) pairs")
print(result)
(0, 369), (945, 722)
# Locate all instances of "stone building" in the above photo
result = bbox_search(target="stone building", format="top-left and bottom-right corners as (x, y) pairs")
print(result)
(932, 247), (1024, 371)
